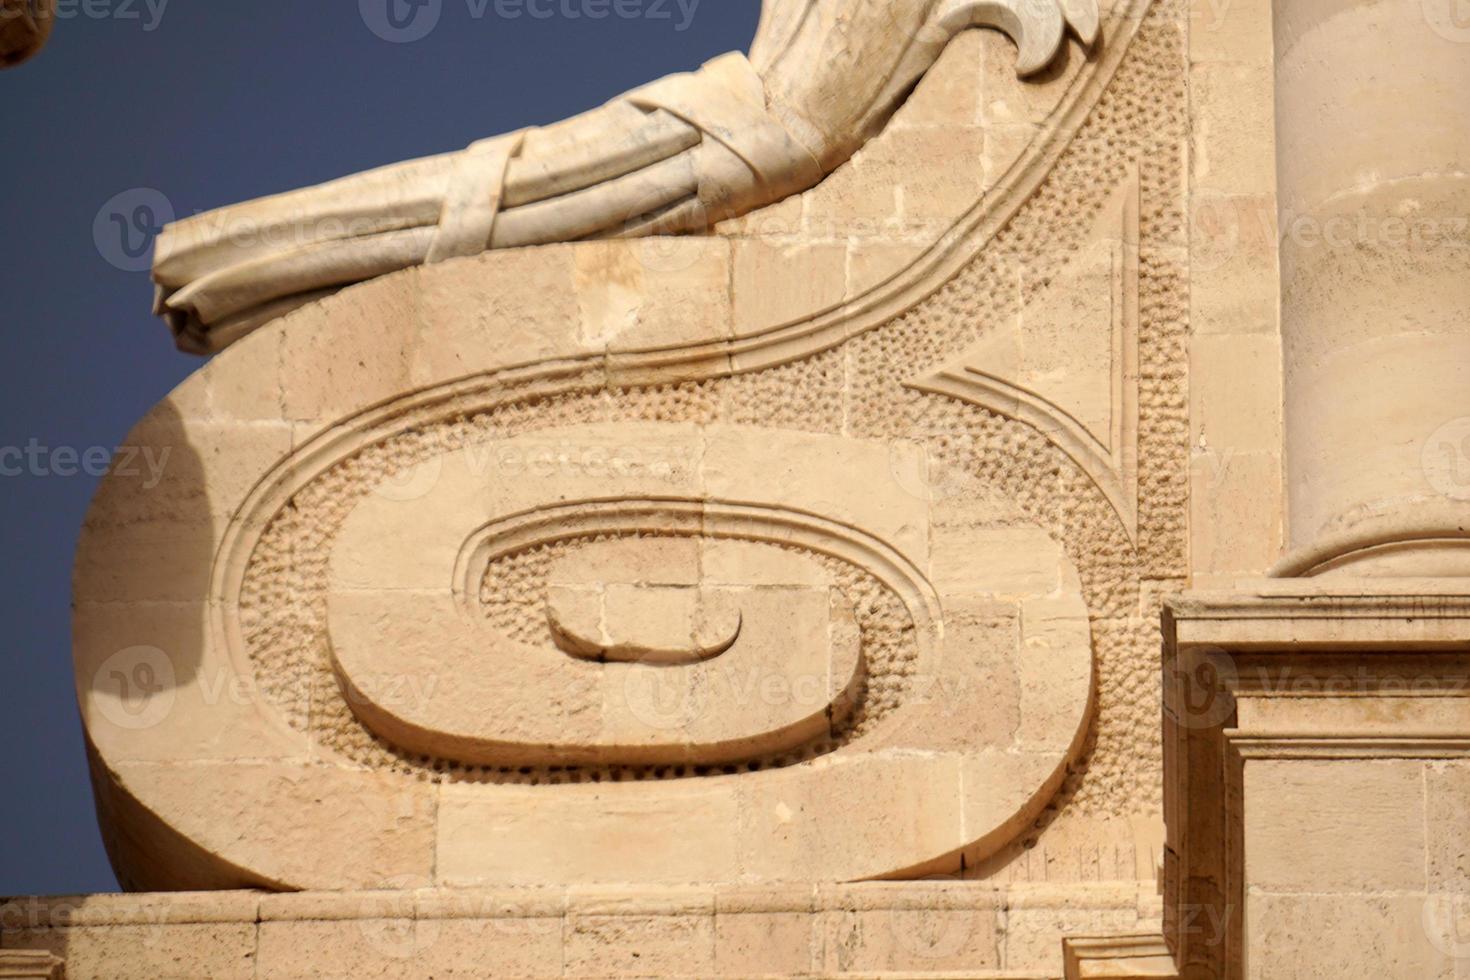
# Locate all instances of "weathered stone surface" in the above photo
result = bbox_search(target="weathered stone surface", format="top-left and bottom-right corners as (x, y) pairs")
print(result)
(0, 885), (1159, 979)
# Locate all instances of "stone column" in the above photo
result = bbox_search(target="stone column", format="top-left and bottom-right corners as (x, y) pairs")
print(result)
(1274, 0), (1470, 577)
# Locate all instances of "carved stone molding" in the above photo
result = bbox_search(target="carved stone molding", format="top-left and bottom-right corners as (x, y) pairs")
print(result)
(0, 952), (62, 980)
(2, 883), (1163, 977)
(1063, 934), (1178, 979)
(1162, 582), (1470, 979)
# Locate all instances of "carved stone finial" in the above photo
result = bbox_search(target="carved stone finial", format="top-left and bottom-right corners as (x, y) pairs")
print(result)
(0, 950), (64, 980)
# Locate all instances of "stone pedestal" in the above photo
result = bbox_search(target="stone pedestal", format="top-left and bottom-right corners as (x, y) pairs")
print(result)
(9, 6), (1197, 976)
(1164, 582), (1470, 978)
(0, 951), (62, 980)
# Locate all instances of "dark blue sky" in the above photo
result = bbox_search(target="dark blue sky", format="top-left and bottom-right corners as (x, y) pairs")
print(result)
(0, 0), (759, 896)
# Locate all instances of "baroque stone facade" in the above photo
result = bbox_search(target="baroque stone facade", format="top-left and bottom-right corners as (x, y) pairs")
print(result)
(3, 0), (1466, 976)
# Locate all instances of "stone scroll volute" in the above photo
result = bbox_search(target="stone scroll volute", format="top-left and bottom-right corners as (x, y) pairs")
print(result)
(74, 0), (1185, 893)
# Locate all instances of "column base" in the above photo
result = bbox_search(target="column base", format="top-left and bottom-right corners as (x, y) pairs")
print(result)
(1163, 580), (1470, 979)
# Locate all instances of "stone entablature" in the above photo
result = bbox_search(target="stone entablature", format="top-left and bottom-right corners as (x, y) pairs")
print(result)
(1164, 584), (1470, 978)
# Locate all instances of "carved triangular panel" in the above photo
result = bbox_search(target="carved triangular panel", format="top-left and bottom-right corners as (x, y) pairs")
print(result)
(910, 167), (1140, 540)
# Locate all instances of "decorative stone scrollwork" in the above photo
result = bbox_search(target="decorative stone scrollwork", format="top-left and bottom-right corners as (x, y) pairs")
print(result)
(75, 0), (1188, 895)
(151, 0), (1099, 351)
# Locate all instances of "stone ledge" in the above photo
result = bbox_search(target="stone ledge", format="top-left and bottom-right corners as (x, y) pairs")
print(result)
(1, 881), (1159, 980)
(1166, 581), (1470, 652)
(1061, 934), (1177, 979)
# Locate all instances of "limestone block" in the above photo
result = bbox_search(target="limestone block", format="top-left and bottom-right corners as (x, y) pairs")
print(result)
(436, 780), (741, 886)
(3, 884), (1156, 978)
(107, 761), (438, 891)
(3, 924), (257, 980)
(1189, 62), (1276, 197)
(816, 885), (1002, 974)
(1189, 0), (1273, 65)
(1247, 893), (1457, 980)
(735, 754), (967, 882)
(1189, 334), (1282, 456)
(73, 601), (303, 765)
(978, 31), (1080, 130)
(930, 526), (1067, 600)
(846, 242), (928, 299)
(1188, 450), (1284, 579)
(581, 238), (733, 353)
(278, 273), (423, 423)
(1187, 193), (1278, 337)
(1427, 761), (1470, 890)
(713, 888), (819, 977)
(1002, 884), (1148, 973)
(563, 892), (715, 979)
(891, 31), (985, 129)
(1245, 759), (1428, 893)
(732, 240), (847, 334)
